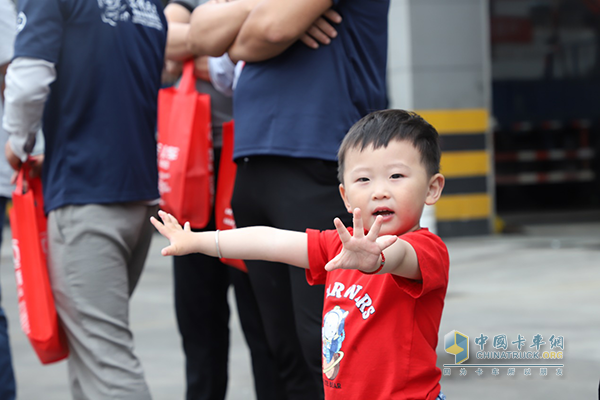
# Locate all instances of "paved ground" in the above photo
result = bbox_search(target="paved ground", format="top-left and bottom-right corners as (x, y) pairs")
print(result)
(1, 210), (599, 399)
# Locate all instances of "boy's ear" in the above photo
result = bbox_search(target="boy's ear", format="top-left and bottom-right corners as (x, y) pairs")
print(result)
(338, 183), (353, 213)
(425, 173), (445, 205)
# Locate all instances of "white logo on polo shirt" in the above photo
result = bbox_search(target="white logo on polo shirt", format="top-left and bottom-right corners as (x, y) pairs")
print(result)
(98, 0), (127, 26)
(98, 0), (163, 30)
(16, 12), (27, 33)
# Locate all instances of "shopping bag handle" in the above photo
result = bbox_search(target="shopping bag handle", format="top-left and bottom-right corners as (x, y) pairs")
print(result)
(15, 162), (31, 195)
(178, 61), (197, 95)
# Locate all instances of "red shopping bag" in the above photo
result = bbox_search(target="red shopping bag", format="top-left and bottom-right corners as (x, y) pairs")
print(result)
(157, 61), (213, 229)
(215, 121), (247, 272)
(9, 163), (69, 364)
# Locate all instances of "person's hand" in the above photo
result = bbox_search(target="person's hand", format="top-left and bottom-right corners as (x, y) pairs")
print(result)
(162, 60), (183, 85)
(28, 154), (44, 179)
(150, 210), (199, 256)
(4, 143), (44, 186)
(300, 9), (342, 49)
(324, 208), (397, 273)
(12, 154), (45, 186)
(5, 141), (22, 172)
(193, 56), (211, 82)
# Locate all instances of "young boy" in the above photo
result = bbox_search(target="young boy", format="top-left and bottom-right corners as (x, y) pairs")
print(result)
(151, 109), (449, 400)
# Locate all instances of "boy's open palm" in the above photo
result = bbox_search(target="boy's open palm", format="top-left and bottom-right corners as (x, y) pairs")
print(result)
(325, 208), (397, 273)
(150, 210), (198, 257)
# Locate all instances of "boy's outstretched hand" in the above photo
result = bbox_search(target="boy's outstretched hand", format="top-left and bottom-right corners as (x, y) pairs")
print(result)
(324, 208), (398, 273)
(150, 210), (199, 257)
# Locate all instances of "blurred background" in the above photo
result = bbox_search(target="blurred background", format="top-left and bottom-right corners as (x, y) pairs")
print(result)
(388, 0), (600, 236)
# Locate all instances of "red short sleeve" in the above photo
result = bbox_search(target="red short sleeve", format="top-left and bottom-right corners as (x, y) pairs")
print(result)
(305, 228), (344, 285)
(393, 229), (449, 298)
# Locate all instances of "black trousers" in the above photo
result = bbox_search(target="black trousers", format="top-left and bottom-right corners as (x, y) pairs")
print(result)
(231, 156), (352, 400)
(173, 149), (284, 400)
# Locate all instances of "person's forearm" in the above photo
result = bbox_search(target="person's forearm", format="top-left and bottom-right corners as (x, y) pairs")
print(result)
(381, 240), (422, 280)
(187, 0), (259, 57)
(1, 62), (8, 103)
(166, 22), (193, 60)
(228, 0), (332, 62)
(200, 227), (310, 269)
(164, 4), (194, 60)
(227, 18), (293, 62)
(2, 57), (55, 162)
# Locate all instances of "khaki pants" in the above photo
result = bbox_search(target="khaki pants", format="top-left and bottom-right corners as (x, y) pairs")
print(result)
(47, 203), (157, 400)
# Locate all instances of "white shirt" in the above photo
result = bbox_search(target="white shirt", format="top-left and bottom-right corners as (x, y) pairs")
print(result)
(0, 0), (16, 66)
(208, 54), (243, 97)
(0, 0), (17, 197)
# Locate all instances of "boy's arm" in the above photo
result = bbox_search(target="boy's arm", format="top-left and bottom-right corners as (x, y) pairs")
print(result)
(151, 210), (310, 269)
(324, 209), (422, 280)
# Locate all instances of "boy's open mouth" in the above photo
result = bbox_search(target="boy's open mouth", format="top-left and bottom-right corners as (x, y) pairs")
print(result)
(373, 208), (394, 217)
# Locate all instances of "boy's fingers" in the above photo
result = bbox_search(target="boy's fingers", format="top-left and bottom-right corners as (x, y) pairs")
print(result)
(324, 261), (336, 272)
(165, 212), (175, 224)
(150, 216), (167, 235)
(366, 215), (382, 240)
(162, 212), (182, 229)
(324, 252), (342, 272)
(161, 245), (175, 256)
(352, 208), (364, 237)
(157, 210), (171, 225)
(333, 217), (352, 243)
(158, 210), (174, 223)
(377, 235), (398, 250)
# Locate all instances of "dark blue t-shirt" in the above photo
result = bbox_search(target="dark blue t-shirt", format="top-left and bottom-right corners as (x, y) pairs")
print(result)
(13, 0), (167, 213)
(233, 0), (389, 162)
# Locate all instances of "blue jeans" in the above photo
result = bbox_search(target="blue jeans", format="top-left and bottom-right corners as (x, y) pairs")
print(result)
(0, 196), (16, 400)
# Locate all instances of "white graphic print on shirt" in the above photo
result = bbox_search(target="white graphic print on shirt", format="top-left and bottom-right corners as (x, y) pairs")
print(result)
(322, 306), (348, 381)
(98, 0), (163, 30)
(326, 281), (376, 320)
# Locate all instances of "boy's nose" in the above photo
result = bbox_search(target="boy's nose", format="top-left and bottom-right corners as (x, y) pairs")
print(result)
(371, 184), (390, 200)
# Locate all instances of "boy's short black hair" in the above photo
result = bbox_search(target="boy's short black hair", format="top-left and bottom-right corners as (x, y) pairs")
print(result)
(337, 109), (441, 183)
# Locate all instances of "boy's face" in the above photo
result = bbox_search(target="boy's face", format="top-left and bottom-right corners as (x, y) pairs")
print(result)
(339, 139), (444, 236)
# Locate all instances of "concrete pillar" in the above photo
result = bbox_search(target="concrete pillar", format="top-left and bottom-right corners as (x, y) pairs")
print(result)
(387, 0), (495, 237)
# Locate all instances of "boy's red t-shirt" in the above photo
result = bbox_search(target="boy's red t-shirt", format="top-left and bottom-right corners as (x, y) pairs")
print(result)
(306, 228), (449, 400)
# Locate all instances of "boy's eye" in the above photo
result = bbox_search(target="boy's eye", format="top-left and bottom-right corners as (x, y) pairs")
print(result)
(357, 177), (370, 182)
(390, 173), (404, 179)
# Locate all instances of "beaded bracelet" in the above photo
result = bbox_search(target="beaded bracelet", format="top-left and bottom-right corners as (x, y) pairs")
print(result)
(361, 252), (385, 275)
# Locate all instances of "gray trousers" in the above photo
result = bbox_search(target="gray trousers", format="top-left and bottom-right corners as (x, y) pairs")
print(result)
(47, 203), (157, 400)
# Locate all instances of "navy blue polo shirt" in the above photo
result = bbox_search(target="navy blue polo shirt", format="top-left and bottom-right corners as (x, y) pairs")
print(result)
(13, 0), (167, 213)
(233, 0), (389, 162)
